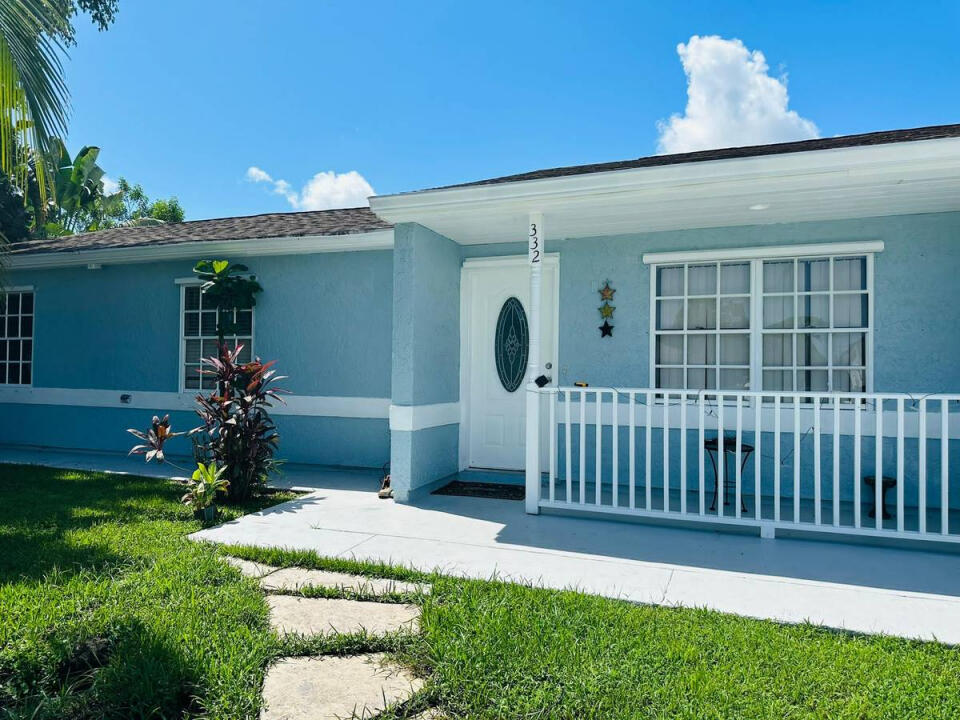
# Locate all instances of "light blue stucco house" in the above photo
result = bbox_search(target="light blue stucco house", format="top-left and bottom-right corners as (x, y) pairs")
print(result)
(4, 124), (960, 545)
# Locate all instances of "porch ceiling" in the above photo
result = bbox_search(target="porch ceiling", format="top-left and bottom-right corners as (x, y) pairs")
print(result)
(370, 137), (960, 245)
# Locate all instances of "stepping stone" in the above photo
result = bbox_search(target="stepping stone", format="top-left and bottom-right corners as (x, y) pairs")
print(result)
(261, 567), (429, 596)
(267, 595), (419, 636)
(260, 653), (422, 720)
(224, 556), (279, 579)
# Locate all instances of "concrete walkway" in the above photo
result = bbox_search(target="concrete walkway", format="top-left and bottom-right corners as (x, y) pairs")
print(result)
(6, 448), (960, 644)
(193, 467), (960, 645)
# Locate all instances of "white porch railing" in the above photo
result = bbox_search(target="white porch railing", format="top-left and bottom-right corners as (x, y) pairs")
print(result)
(529, 387), (960, 544)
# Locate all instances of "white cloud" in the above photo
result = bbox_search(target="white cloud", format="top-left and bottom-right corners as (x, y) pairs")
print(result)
(245, 166), (374, 210)
(102, 175), (119, 195)
(657, 35), (819, 154)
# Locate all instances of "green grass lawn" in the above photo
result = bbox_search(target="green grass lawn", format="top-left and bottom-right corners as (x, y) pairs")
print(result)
(0, 464), (302, 719)
(3, 465), (960, 719)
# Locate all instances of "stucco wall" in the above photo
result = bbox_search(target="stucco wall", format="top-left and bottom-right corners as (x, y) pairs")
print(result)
(390, 223), (461, 500)
(550, 211), (960, 392)
(0, 249), (394, 467)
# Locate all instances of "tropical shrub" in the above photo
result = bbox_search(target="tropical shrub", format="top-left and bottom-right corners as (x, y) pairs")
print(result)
(193, 345), (285, 502)
(128, 414), (184, 464)
(181, 461), (229, 511)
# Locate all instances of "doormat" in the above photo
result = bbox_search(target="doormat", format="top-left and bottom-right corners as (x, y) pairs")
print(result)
(432, 480), (525, 501)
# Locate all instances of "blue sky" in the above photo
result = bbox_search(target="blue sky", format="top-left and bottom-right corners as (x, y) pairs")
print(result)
(64, 1), (960, 220)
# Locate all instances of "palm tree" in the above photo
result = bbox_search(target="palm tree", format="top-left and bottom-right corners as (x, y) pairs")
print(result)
(0, 1), (69, 205)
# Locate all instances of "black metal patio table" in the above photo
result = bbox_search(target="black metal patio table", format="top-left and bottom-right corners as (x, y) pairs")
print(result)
(704, 435), (753, 513)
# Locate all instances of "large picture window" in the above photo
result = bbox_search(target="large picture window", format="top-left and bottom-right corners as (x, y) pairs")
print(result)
(652, 251), (872, 393)
(181, 284), (253, 391)
(0, 289), (34, 386)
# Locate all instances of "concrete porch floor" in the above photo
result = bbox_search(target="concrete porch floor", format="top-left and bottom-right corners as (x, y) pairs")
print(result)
(5, 446), (960, 644)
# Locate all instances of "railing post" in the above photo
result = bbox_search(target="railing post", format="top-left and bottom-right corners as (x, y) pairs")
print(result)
(525, 384), (541, 514)
(524, 212), (544, 515)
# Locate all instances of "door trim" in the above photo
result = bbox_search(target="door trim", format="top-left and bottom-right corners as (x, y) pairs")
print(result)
(458, 253), (560, 471)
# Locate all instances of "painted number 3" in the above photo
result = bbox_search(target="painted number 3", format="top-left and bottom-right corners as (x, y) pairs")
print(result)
(529, 223), (541, 263)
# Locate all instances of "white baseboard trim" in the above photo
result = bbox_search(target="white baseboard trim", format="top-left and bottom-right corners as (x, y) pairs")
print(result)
(389, 402), (461, 431)
(0, 386), (390, 419)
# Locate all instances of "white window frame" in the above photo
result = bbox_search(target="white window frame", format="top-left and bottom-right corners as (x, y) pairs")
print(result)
(176, 278), (256, 393)
(0, 285), (35, 387)
(645, 242), (878, 394)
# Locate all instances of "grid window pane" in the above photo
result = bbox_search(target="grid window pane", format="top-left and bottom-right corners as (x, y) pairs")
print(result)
(7, 341), (19, 361)
(763, 370), (793, 391)
(21, 293), (33, 313)
(6, 316), (18, 337)
(7, 294), (19, 314)
(656, 335), (683, 364)
(764, 260), (794, 292)
(22, 340), (31, 362)
(201, 311), (217, 335)
(763, 296), (794, 329)
(657, 266), (684, 296)
(797, 259), (830, 291)
(657, 299), (683, 330)
(21, 364), (30, 385)
(720, 368), (750, 390)
(721, 263), (750, 294)
(834, 294), (868, 328)
(686, 334), (716, 365)
(657, 367), (684, 389)
(797, 369), (829, 392)
(236, 310), (253, 336)
(719, 297), (749, 329)
(834, 257), (866, 291)
(720, 334), (749, 366)
(798, 294), (829, 328)
(832, 369), (865, 393)
(832, 332), (865, 366)
(686, 368), (716, 390)
(687, 264), (716, 295)
(686, 298), (716, 330)
(20, 316), (32, 338)
(185, 286), (201, 310)
(798, 334), (829, 366)
(763, 334), (792, 366)
(184, 312), (200, 336)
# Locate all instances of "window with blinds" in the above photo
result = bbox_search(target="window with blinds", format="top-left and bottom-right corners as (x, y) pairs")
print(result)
(181, 285), (253, 391)
(652, 253), (871, 393)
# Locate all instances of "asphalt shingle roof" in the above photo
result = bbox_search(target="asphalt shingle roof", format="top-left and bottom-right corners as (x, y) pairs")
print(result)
(427, 123), (960, 191)
(7, 206), (391, 256)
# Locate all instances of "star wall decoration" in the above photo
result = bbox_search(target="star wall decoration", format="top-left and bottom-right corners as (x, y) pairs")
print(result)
(599, 320), (614, 337)
(599, 302), (615, 319)
(599, 281), (615, 302)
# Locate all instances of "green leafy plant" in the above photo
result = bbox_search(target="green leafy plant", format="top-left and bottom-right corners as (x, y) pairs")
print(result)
(181, 461), (229, 511)
(193, 260), (262, 352)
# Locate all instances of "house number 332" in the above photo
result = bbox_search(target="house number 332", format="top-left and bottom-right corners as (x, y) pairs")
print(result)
(528, 222), (541, 263)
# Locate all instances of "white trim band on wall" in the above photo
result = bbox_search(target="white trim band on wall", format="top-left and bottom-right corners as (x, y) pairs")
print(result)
(642, 240), (884, 265)
(0, 386), (390, 419)
(389, 402), (461, 432)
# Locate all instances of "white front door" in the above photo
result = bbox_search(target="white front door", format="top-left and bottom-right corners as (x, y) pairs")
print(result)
(462, 256), (558, 470)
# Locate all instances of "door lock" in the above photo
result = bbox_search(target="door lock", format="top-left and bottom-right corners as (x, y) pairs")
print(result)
(545, 362), (553, 370)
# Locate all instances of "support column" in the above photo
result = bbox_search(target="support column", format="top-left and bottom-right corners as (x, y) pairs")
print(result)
(525, 212), (544, 514)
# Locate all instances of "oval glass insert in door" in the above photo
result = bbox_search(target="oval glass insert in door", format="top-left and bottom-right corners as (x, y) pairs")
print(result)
(494, 297), (529, 392)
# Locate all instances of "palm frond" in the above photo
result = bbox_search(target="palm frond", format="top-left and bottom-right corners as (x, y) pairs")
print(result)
(0, 0), (70, 203)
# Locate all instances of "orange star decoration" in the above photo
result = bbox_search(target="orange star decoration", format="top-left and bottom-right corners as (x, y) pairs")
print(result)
(599, 281), (615, 301)
(599, 302), (615, 319)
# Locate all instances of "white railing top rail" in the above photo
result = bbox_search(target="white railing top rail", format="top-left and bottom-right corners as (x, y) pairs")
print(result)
(540, 385), (960, 403)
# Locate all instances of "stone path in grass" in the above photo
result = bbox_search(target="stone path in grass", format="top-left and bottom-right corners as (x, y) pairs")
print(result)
(224, 556), (437, 720)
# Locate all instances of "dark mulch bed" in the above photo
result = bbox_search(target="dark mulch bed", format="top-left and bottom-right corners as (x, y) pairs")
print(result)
(432, 480), (525, 501)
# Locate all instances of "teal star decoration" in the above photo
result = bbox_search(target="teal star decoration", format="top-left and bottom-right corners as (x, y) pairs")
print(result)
(599, 320), (614, 337)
